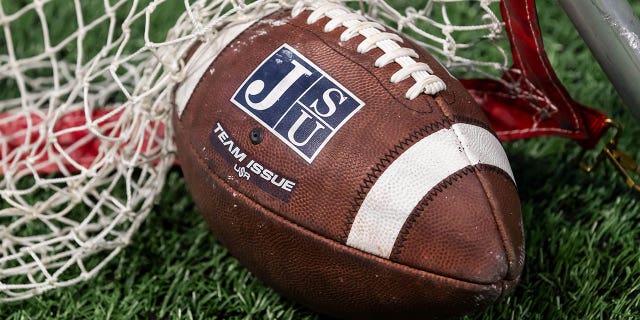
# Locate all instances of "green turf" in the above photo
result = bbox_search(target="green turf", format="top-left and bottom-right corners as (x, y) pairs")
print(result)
(2, 0), (640, 319)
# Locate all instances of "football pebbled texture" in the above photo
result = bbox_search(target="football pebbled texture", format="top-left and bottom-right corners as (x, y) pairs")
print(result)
(172, 2), (524, 319)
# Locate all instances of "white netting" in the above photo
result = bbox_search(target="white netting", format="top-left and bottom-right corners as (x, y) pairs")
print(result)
(0, 0), (508, 301)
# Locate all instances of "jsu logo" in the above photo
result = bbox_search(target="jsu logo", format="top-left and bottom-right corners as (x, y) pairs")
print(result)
(231, 44), (365, 163)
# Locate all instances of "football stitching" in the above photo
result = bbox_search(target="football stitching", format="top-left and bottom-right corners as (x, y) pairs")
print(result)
(338, 116), (495, 243)
(339, 116), (455, 243)
(356, 6), (519, 280)
(444, 120), (519, 283)
(471, 164), (520, 282)
(390, 164), (515, 260)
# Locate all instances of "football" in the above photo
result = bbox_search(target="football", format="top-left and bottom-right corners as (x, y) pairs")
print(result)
(172, 1), (524, 319)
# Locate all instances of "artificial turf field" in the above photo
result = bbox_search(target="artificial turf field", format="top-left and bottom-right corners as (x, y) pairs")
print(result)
(1, 0), (640, 319)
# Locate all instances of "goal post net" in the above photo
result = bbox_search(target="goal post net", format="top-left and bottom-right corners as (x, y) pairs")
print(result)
(0, 0), (530, 301)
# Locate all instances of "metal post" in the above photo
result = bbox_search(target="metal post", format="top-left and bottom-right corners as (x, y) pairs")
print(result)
(558, 0), (640, 123)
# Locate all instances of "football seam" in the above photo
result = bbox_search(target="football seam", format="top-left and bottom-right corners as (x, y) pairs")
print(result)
(338, 115), (494, 243)
(374, 28), (520, 286)
(390, 164), (515, 260)
(442, 126), (520, 286)
(471, 163), (520, 285)
(339, 116), (452, 242)
(178, 116), (517, 289)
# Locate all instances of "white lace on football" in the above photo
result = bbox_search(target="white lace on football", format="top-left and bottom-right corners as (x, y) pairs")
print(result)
(292, 1), (447, 99)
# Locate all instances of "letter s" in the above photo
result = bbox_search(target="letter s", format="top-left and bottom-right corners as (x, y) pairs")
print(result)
(260, 169), (274, 180)
(250, 162), (263, 175)
(312, 88), (347, 118)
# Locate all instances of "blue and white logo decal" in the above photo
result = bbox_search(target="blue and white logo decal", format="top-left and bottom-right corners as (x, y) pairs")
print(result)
(231, 44), (365, 163)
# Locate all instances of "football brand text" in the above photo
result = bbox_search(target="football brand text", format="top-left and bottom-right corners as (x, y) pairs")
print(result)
(210, 122), (297, 200)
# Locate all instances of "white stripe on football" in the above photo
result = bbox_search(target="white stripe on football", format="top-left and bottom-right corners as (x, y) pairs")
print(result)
(346, 123), (514, 258)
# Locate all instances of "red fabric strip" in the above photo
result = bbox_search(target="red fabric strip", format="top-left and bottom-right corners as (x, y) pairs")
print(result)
(462, 0), (609, 149)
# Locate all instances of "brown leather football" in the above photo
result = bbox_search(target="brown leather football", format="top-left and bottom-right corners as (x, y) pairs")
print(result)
(172, 2), (524, 319)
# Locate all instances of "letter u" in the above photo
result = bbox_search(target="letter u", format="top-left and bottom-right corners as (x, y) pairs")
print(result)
(271, 175), (286, 187)
(287, 111), (325, 147)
